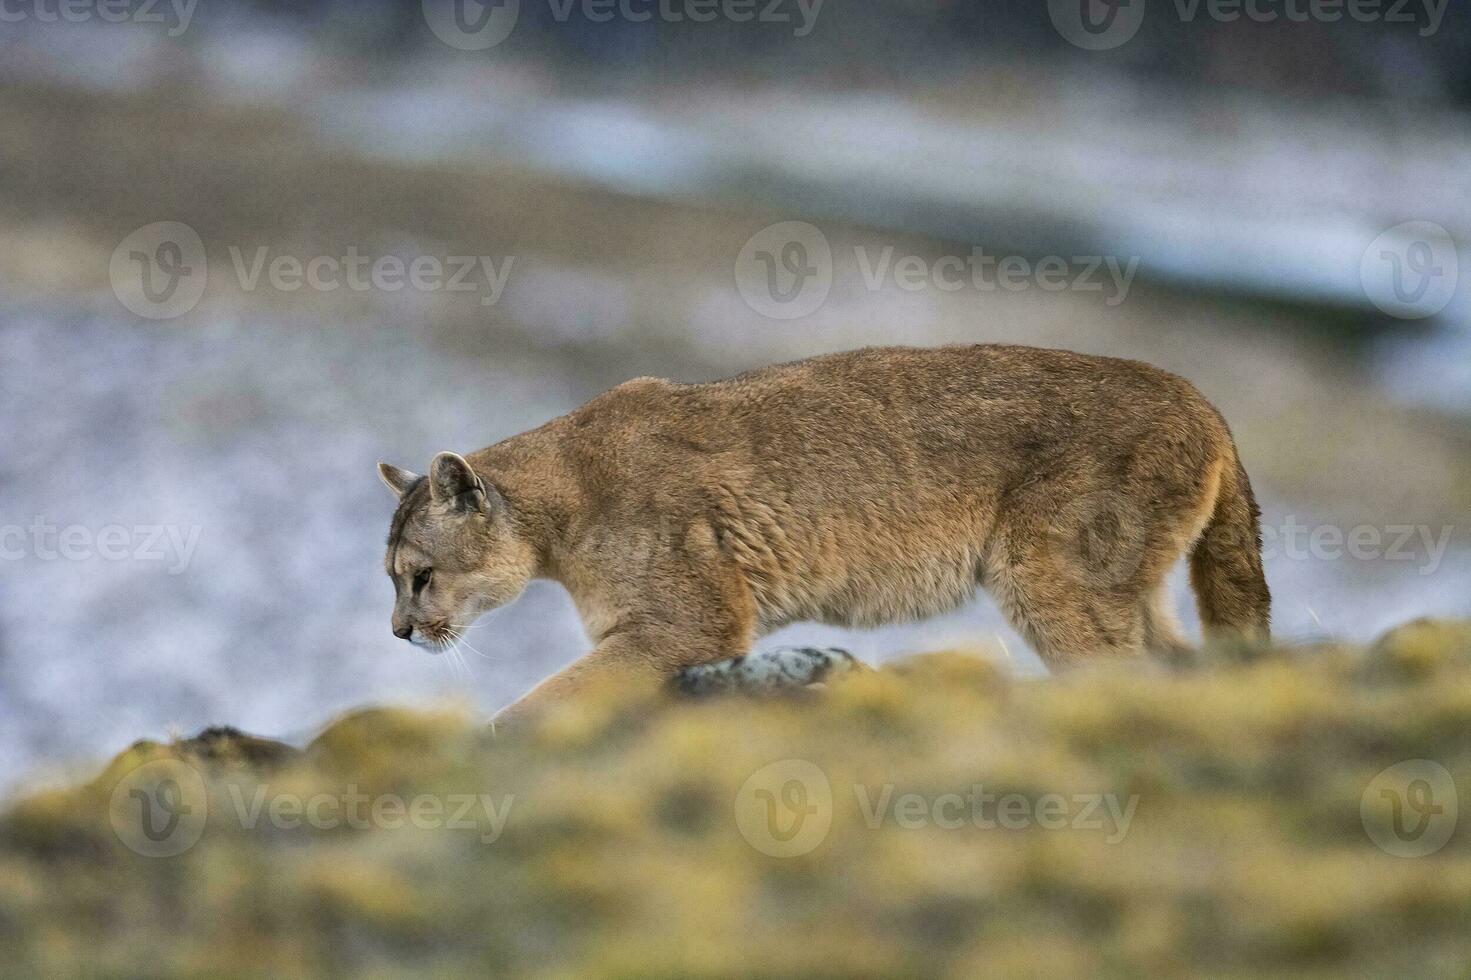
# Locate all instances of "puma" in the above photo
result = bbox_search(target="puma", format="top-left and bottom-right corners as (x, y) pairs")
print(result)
(378, 344), (1270, 730)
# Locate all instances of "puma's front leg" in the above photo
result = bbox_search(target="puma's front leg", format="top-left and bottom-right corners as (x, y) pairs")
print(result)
(492, 627), (749, 734)
(491, 631), (666, 734)
(493, 521), (759, 735)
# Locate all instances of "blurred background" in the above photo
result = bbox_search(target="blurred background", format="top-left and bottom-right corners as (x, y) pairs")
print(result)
(2, 0), (1468, 793)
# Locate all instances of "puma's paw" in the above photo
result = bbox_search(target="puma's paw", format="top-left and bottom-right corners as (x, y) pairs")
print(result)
(672, 647), (867, 698)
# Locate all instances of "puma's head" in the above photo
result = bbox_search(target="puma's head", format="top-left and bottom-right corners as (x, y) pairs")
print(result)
(378, 453), (537, 651)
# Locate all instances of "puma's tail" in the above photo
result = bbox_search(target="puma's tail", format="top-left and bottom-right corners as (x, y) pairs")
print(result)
(1189, 455), (1271, 642)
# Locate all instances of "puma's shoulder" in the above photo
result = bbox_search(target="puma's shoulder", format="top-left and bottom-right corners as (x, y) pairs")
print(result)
(570, 376), (679, 421)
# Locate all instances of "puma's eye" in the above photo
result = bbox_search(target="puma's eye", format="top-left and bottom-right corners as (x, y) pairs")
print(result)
(412, 569), (432, 593)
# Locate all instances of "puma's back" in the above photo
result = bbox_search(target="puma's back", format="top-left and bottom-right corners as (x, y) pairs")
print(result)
(539, 345), (1264, 650)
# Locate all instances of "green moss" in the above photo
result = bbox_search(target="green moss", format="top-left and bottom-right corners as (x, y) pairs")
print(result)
(3, 621), (1471, 977)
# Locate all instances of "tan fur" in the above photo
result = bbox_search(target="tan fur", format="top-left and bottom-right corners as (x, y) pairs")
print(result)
(378, 345), (1271, 728)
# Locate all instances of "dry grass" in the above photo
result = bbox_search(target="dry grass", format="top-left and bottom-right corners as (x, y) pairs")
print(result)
(3, 620), (1470, 978)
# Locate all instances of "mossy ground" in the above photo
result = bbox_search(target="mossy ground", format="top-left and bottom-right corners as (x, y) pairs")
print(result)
(4, 621), (1471, 978)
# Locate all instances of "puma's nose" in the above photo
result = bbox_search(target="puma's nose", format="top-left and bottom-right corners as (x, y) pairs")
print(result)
(393, 624), (412, 640)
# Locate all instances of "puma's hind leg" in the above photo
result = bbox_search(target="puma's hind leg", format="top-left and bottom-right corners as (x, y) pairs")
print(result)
(985, 542), (1148, 669)
(1140, 581), (1192, 660)
(984, 491), (1201, 669)
(986, 445), (1229, 669)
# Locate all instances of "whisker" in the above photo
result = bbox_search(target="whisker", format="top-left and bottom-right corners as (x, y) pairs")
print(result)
(434, 646), (457, 686)
(456, 634), (495, 661)
(447, 642), (472, 687)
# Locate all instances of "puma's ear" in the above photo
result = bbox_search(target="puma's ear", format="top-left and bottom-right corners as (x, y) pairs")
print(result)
(378, 462), (421, 500)
(429, 452), (498, 514)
